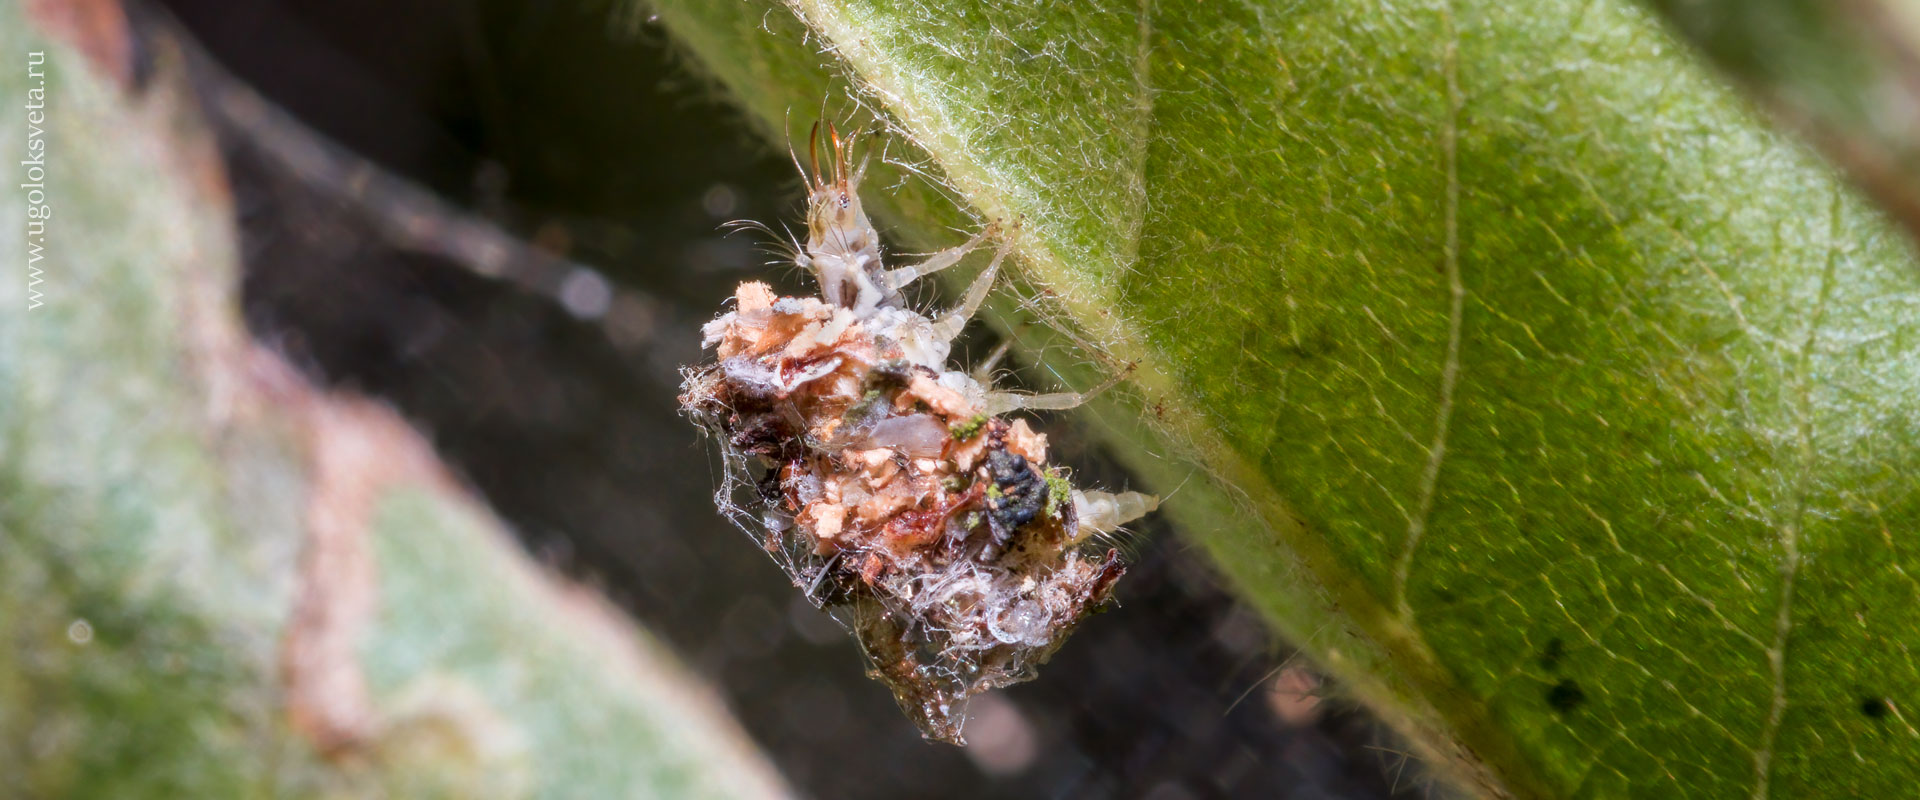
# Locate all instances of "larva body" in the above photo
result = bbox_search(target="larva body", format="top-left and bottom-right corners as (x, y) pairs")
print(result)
(679, 124), (1157, 743)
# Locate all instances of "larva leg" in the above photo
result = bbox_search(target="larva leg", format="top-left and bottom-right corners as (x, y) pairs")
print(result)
(928, 239), (1013, 342)
(1070, 490), (1161, 540)
(969, 339), (1014, 384)
(979, 365), (1129, 416)
(883, 222), (998, 292)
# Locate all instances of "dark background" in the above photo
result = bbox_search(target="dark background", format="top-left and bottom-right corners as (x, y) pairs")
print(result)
(136, 1), (1430, 797)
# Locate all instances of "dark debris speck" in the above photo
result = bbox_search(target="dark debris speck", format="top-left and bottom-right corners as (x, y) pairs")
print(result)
(1861, 696), (1891, 719)
(1546, 679), (1586, 713)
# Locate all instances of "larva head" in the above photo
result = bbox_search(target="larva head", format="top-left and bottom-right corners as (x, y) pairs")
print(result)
(802, 122), (879, 257)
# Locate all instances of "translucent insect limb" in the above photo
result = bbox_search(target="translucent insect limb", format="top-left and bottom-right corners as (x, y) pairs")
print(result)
(1071, 489), (1161, 539)
(979, 363), (1132, 416)
(929, 239), (1014, 343)
(883, 221), (999, 291)
(969, 339), (1015, 385)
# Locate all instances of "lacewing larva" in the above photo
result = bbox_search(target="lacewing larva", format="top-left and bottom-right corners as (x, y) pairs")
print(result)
(679, 122), (1157, 743)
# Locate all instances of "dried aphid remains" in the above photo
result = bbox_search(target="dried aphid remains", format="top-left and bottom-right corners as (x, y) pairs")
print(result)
(679, 124), (1158, 743)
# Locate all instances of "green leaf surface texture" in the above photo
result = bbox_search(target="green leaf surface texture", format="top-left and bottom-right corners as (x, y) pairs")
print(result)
(648, 0), (1920, 796)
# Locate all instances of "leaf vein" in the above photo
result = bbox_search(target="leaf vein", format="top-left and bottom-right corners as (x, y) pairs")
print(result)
(1394, 2), (1466, 621)
(1119, 0), (1155, 271)
(1749, 185), (1843, 800)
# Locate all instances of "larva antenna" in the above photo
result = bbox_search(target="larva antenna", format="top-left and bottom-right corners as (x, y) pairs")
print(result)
(787, 136), (810, 190)
(815, 92), (832, 144)
(783, 108), (810, 188)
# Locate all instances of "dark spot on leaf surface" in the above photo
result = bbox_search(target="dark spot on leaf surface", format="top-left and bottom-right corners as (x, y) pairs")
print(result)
(1539, 637), (1565, 671)
(1861, 696), (1890, 719)
(1546, 679), (1585, 712)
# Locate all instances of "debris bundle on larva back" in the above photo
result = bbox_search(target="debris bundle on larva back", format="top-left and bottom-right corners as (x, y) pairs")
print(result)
(678, 123), (1157, 743)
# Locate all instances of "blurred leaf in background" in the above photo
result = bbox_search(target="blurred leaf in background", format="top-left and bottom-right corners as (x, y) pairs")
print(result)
(0, 6), (789, 798)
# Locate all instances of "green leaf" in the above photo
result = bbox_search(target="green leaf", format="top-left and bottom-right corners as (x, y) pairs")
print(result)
(648, 0), (1920, 796)
(1, 11), (787, 798)
(1643, 0), (1920, 246)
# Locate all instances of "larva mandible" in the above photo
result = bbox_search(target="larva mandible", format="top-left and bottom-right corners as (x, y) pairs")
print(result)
(678, 122), (1159, 744)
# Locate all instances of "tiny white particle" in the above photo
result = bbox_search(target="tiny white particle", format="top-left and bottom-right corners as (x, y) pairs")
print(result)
(67, 619), (93, 645)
